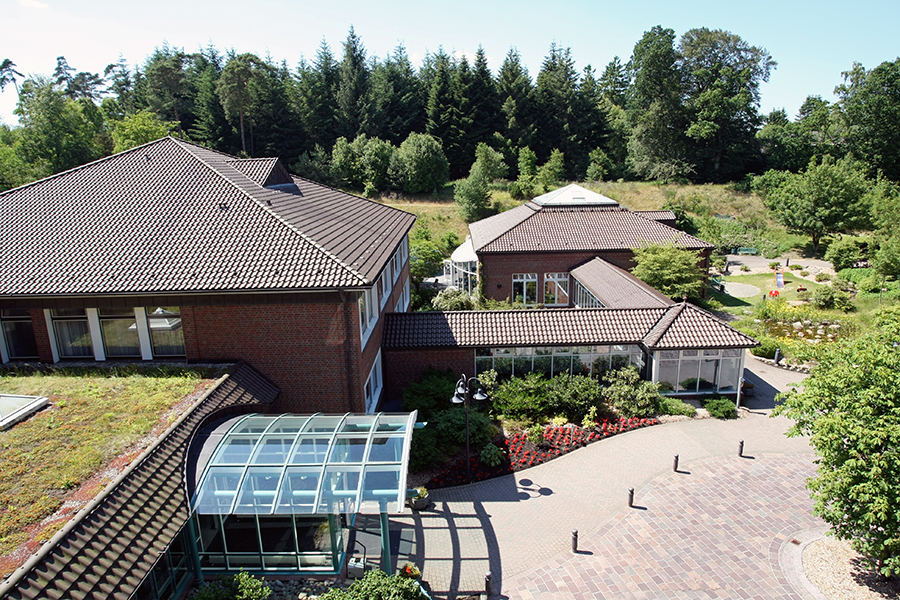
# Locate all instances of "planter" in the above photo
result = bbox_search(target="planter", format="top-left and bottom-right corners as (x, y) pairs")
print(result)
(409, 494), (430, 510)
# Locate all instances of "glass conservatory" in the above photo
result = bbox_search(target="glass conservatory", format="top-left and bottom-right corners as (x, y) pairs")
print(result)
(650, 348), (745, 394)
(188, 412), (417, 576)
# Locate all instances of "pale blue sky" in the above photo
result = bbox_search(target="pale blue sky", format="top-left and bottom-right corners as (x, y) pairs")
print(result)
(1, 0), (898, 125)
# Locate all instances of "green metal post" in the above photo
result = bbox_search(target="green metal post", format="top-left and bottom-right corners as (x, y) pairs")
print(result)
(379, 511), (392, 574)
(185, 514), (203, 582)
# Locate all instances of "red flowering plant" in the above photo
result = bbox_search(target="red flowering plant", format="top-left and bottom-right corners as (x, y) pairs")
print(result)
(399, 562), (422, 579)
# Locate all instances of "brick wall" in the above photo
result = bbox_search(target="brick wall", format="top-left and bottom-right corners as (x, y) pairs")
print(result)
(182, 302), (361, 413)
(383, 347), (474, 401)
(29, 310), (54, 363)
(480, 251), (635, 304)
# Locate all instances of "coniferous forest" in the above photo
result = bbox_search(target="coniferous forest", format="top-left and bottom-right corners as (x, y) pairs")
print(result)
(1, 25), (899, 198)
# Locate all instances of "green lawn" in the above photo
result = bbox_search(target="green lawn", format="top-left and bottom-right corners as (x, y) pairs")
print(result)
(0, 365), (222, 557)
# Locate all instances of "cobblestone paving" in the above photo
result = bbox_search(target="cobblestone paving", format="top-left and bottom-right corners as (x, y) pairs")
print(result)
(503, 453), (821, 599)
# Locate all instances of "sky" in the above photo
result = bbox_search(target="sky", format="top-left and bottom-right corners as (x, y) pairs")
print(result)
(1, 0), (898, 126)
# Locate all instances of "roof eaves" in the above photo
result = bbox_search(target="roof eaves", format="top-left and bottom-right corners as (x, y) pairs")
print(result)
(173, 139), (370, 286)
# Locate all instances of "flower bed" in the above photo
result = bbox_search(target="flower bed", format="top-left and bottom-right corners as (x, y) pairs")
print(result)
(424, 417), (658, 489)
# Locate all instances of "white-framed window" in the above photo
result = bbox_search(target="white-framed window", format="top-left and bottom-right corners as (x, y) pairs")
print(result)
(544, 272), (570, 306)
(99, 307), (141, 358)
(401, 236), (409, 264)
(391, 248), (403, 284)
(144, 306), (185, 357)
(395, 276), (410, 313)
(359, 287), (379, 348)
(573, 279), (604, 308)
(364, 350), (383, 413)
(50, 309), (94, 358)
(512, 273), (538, 305)
(378, 269), (391, 309)
(0, 310), (39, 361)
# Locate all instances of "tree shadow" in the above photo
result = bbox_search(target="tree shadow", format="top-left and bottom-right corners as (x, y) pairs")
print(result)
(850, 556), (900, 597)
(739, 369), (782, 412)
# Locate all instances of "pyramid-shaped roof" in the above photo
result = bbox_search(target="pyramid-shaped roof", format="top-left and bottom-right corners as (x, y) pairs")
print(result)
(0, 137), (415, 297)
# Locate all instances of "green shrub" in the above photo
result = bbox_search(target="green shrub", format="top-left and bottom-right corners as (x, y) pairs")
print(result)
(434, 407), (493, 449)
(402, 368), (457, 420)
(194, 572), (272, 600)
(704, 397), (737, 419)
(740, 264), (750, 272)
(581, 405), (599, 429)
(409, 426), (443, 472)
(750, 337), (780, 359)
(550, 415), (568, 427)
(480, 443), (505, 467)
(431, 288), (475, 311)
(789, 264), (803, 271)
(769, 261), (781, 270)
(321, 569), (422, 600)
(824, 237), (868, 271)
(525, 424), (543, 444)
(811, 286), (854, 311)
(800, 270), (810, 276)
(659, 396), (696, 417)
(602, 366), (662, 418)
(815, 272), (831, 282)
(489, 372), (604, 422)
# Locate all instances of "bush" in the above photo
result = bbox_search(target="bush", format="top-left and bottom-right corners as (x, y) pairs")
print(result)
(814, 272), (831, 282)
(789, 264), (803, 271)
(194, 572), (272, 600)
(800, 270), (810, 276)
(480, 443), (505, 467)
(402, 368), (457, 420)
(811, 286), (854, 311)
(408, 426), (443, 472)
(602, 366), (662, 418)
(431, 288), (475, 311)
(704, 397), (737, 419)
(740, 264), (750, 272)
(824, 237), (868, 271)
(434, 406), (493, 449)
(769, 261), (781, 270)
(321, 569), (422, 600)
(750, 337), (781, 359)
(489, 372), (604, 423)
(525, 424), (543, 444)
(659, 396), (696, 417)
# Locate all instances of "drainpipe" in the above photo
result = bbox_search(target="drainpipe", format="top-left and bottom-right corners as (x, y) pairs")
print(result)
(185, 514), (203, 582)
(340, 291), (356, 412)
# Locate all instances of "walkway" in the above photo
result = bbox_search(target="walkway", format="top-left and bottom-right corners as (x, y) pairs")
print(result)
(372, 359), (817, 599)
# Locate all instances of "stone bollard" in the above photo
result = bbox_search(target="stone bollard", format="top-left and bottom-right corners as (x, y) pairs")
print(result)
(485, 571), (492, 597)
(673, 454), (680, 472)
(628, 487), (635, 508)
(572, 529), (578, 553)
(738, 439), (744, 457)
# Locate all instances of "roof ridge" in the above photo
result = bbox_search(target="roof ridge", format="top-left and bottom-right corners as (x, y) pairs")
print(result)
(642, 301), (687, 347)
(170, 139), (369, 285)
(0, 136), (176, 199)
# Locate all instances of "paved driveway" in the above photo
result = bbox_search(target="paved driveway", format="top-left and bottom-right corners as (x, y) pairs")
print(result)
(372, 358), (816, 599)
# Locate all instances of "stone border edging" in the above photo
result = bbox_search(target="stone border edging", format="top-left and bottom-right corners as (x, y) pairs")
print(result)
(752, 355), (812, 373)
(772, 526), (831, 600)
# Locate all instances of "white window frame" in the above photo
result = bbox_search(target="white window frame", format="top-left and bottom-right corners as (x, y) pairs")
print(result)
(378, 269), (391, 309)
(395, 275), (410, 313)
(391, 248), (403, 284)
(543, 272), (570, 306)
(573, 279), (604, 308)
(359, 287), (379, 348)
(512, 273), (538, 305)
(364, 350), (384, 414)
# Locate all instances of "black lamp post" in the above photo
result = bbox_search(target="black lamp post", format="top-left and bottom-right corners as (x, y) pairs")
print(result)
(451, 373), (488, 481)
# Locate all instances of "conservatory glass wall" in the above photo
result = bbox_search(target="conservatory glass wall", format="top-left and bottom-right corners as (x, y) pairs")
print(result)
(652, 348), (744, 394)
(475, 345), (644, 379)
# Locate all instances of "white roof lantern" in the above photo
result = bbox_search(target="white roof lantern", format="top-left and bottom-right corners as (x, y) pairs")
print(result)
(531, 184), (619, 207)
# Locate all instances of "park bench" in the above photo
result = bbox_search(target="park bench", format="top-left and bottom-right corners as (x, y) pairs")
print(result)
(736, 247), (758, 255)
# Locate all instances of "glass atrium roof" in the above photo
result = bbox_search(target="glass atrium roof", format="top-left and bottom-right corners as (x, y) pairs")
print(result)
(192, 412), (417, 516)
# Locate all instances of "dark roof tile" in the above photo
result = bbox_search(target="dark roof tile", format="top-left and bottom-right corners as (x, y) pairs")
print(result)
(570, 258), (674, 309)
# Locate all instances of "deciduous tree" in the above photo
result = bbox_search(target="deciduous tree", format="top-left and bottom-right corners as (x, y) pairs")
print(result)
(630, 243), (704, 299)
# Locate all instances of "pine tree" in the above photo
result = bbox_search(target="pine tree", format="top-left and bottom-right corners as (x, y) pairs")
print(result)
(535, 43), (580, 175)
(466, 46), (501, 152)
(335, 26), (370, 140)
(426, 51), (464, 178)
(295, 40), (340, 154)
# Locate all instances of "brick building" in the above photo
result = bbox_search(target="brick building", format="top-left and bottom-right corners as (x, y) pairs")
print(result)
(0, 137), (415, 413)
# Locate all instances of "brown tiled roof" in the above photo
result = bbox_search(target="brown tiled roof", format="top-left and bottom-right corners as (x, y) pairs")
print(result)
(382, 304), (757, 350)
(0, 137), (415, 296)
(470, 205), (713, 254)
(570, 258), (674, 309)
(225, 158), (293, 186)
(0, 363), (279, 600)
(634, 210), (677, 221)
(643, 303), (758, 350)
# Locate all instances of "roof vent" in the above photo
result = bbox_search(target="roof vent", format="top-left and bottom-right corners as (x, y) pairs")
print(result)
(218, 203), (228, 211)
(266, 200), (272, 206)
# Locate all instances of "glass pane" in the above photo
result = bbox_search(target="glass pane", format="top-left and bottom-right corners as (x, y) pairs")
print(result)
(610, 354), (630, 371)
(276, 468), (320, 514)
(319, 468), (361, 513)
(512, 355), (532, 376)
(303, 416), (344, 433)
(341, 417), (374, 433)
(259, 516), (295, 553)
(533, 355), (552, 376)
(98, 307), (135, 317)
(592, 355), (610, 378)
(232, 418), (273, 434)
(493, 357), (512, 378)
(1, 309), (30, 318)
(612, 344), (628, 353)
(593, 345), (610, 354)
(291, 437), (332, 464)
(235, 467), (282, 513)
(572, 354), (591, 376)
(267, 416), (308, 434)
(657, 360), (678, 393)
(679, 360), (700, 392)
(329, 437), (368, 463)
(362, 468), (401, 503)
(195, 467), (243, 513)
(475, 357), (492, 376)
(375, 415), (410, 432)
(660, 350), (679, 360)
(253, 436), (295, 465)
(552, 355), (571, 376)
(367, 437), (405, 462)
(3, 321), (38, 358)
(214, 436), (260, 464)
(223, 515), (261, 553)
(51, 308), (86, 317)
(682, 349), (699, 357)
(723, 349), (742, 358)
(699, 359), (719, 391)
(296, 518), (332, 553)
(53, 320), (93, 358)
(100, 317), (140, 357)
(718, 358), (740, 391)
(475, 348), (491, 357)
(703, 349), (720, 356)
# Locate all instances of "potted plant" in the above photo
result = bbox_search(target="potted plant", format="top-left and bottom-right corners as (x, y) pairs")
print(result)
(398, 562), (422, 580)
(409, 487), (430, 510)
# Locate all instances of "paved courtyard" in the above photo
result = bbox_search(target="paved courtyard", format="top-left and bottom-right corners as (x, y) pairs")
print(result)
(361, 358), (819, 599)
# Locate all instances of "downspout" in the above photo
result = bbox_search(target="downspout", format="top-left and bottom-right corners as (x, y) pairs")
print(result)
(340, 290), (356, 412)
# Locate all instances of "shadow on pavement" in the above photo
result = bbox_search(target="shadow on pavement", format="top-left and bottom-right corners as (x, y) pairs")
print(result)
(740, 368), (782, 412)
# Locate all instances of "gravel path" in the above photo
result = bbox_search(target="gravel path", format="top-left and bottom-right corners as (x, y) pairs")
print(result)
(803, 538), (900, 599)
(723, 281), (761, 298)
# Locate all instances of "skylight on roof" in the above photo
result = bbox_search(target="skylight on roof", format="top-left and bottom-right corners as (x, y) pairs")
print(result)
(192, 412), (417, 516)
